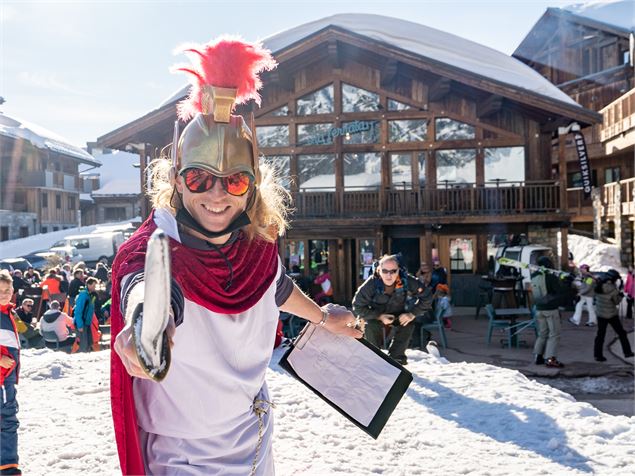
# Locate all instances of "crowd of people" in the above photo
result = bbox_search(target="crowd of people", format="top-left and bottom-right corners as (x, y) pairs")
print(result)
(4, 260), (112, 352)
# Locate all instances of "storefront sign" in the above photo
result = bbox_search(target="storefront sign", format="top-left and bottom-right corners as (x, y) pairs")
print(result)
(572, 130), (592, 199)
(305, 120), (377, 145)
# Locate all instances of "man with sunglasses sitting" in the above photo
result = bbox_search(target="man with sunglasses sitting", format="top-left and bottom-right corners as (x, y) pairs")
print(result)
(14, 298), (40, 346)
(352, 254), (432, 365)
(109, 37), (362, 475)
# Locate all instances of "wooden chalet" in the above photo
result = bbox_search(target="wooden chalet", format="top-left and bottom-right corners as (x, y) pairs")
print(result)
(0, 111), (100, 240)
(514, 2), (635, 265)
(97, 14), (601, 304)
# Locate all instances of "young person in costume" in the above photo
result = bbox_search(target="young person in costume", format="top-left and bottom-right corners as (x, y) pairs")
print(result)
(110, 37), (362, 475)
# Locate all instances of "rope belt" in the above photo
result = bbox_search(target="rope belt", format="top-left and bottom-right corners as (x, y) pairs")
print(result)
(250, 397), (276, 476)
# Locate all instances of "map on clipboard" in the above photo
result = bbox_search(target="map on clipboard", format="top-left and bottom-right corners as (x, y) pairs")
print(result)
(278, 323), (413, 439)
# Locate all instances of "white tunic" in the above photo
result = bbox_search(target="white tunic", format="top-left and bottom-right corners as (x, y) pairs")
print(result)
(131, 209), (279, 474)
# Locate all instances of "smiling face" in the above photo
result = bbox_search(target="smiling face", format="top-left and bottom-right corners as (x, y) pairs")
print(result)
(175, 171), (250, 242)
(0, 280), (12, 306)
(379, 258), (400, 286)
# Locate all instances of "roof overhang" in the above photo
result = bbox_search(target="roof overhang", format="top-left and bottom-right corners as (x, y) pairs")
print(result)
(98, 24), (601, 149)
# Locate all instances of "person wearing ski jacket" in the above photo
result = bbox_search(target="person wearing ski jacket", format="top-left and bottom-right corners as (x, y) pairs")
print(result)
(593, 269), (634, 361)
(353, 254), (432, 365)
(73, 278), (97, 352)
(531, 256), (571, 368)
(110, 37), (362, 476)
(39, 300), (75, 345)
(0, 270), (22, 475)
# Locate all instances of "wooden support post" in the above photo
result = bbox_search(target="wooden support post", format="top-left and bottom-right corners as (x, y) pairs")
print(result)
(558, 131), (568, 213)
(560, 226), (569, 271)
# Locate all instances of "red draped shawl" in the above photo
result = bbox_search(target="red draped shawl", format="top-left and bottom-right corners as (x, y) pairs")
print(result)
(109, 211), (278, 475)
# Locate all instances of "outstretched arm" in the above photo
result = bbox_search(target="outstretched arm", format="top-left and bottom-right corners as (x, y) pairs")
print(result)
(280, 284), (363, 339)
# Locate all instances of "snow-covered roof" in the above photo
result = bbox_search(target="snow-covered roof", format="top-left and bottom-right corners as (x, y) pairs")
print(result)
(564, 0), (634, 33)
(0, 112), (100, 165)
(88, 149), (140, 197)
(160, 13), (580, 110)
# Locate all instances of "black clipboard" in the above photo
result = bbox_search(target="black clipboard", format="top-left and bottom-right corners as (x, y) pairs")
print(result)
(278, 323), (412, 439)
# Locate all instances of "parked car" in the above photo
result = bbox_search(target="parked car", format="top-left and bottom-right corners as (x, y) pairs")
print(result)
(52, 231), (125, 265)
(21, 252), (62, 271)
(49, 245), (83, 264)
(0, 258), (33, 273)
(494, 244), (553, 286)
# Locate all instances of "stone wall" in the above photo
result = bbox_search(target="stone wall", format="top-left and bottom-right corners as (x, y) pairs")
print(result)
(527, 224), (560, 259)
(0, 210), (38, 240)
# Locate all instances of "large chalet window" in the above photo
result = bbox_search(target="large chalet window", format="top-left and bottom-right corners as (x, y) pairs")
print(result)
(296, 85), (334, 115)
(484, 147), (525, 185)
(341, 84), (380, 112)
(342, 121), (379, 144)
(257, 125), (289, 148)
(267, 155), (291, 189)
(270, 105), (289, 117)
(297, 154), (335, 191)
(389, 120), (427, 142)
(436, 149), (476, 186)
(435, 118), (475, 141)
(605, 167), (620, 184)
(343, 152), (381, 190)
(387, 98), (414, 111)
(297, 123), (334, 146)
(42, 193), (48, 208)
(390, 153), (412, 188)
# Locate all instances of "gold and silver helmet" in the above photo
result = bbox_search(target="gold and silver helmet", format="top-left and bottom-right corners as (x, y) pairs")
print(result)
(171, 36), (277, 184)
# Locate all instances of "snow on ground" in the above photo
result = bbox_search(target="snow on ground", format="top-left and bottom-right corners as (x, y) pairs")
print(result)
(568, 233), (627, 275)
(18, 347), (635, 475)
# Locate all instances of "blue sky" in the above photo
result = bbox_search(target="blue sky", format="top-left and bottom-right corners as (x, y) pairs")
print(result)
(1, 0), (574, 148)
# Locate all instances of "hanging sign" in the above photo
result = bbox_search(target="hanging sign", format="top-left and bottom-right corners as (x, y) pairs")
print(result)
(305, 120), (377, 145)
(560, 122), (592, 199)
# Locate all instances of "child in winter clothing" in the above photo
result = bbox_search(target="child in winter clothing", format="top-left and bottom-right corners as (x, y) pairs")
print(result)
(0, 270), (22, 475)
(435, 284), (453, 329)
(594, 269), (634, 361)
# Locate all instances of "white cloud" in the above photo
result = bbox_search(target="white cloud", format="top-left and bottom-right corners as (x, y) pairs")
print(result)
(17, 71), (93, 96)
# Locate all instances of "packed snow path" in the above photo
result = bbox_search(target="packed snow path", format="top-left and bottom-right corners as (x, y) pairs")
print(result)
(19, 347), (635, 475)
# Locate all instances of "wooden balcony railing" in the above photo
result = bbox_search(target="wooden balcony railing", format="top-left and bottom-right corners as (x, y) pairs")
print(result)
(567, 177), (635, 219)
(291, 181), (561, 219)
(601, 88), (635, 142)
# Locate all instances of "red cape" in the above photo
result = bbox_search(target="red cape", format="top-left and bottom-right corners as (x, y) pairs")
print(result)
(110, 212), (278, 475)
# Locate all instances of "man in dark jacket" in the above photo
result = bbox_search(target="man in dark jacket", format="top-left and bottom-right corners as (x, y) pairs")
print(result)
(68, 269), (84, 308)
(353, 254), (432, 365)
(531, 256), (570, 368)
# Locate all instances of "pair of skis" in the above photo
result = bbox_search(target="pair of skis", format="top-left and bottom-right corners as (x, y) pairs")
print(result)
(497, 257), (592, 285)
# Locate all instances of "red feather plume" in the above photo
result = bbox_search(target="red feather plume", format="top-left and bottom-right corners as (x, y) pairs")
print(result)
(172, 35), (277, 121)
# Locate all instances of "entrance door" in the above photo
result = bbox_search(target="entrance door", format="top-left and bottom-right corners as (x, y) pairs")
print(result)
(390, 237), (420, 275)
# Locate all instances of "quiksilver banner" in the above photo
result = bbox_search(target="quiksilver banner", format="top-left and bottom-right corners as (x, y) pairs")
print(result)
(572, 130), (592, 199)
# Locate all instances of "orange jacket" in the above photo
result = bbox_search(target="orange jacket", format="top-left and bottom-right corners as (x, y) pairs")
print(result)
(41, 276), (62, 299)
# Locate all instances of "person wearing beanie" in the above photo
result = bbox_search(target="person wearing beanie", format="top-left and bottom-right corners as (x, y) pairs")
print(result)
(593, 269), (633, 361)
(531, 256), (570, 368)
(569, 264), (597, 326)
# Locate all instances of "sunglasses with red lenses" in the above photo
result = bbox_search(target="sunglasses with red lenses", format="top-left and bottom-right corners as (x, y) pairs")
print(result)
(181, 169), (254, 196)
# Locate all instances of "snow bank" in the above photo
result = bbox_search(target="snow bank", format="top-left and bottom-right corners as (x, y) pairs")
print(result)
(569, 233), (627, 275)
(18, 347), (635, 475)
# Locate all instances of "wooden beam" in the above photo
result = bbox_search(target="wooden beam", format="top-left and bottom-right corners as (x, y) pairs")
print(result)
(477, 94), (504, 118)
(429, 77), (451, 102)
(267, 70), (294, 92)
(380, 59), (399, 88)
(328, 39), (341, 70)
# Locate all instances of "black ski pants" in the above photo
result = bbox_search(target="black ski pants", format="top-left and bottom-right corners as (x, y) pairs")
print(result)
(594, 316), (633, 359)
(364, 318), (414, 363)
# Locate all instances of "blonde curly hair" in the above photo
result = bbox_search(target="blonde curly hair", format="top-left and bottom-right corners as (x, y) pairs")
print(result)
(147, 156), (291, 242)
